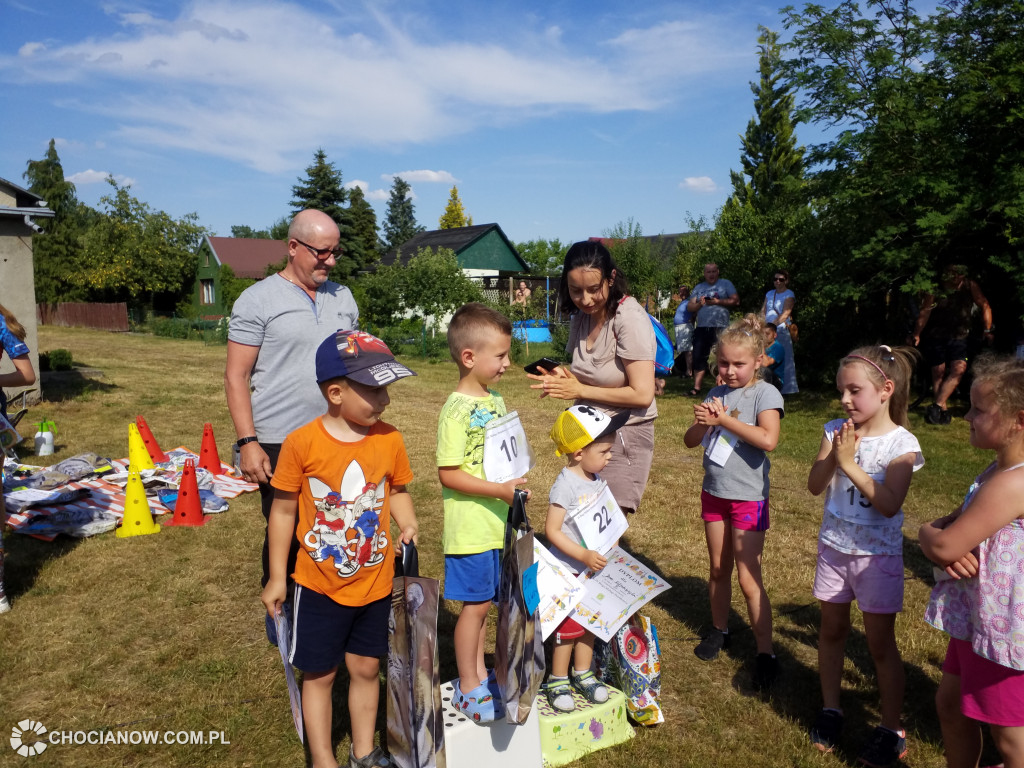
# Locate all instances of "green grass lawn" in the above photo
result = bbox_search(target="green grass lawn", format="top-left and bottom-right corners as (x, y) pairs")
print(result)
(1, 326), (1000, 767)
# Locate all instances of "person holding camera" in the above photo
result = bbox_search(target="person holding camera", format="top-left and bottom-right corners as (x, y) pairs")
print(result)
(687, 263), (740, 396)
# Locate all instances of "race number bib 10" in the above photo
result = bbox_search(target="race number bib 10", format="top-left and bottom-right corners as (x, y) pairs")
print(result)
(568, 481), (629, 555)
(482, 411), (535, 483)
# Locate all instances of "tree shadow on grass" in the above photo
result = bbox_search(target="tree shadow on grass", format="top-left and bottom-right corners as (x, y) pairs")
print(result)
(772, 600), (948, 765)
(5, 532), (82, 602)
(40, 369), (119, 402)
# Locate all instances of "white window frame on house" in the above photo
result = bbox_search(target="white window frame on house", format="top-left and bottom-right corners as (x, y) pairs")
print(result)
(200, 279), (215, 305)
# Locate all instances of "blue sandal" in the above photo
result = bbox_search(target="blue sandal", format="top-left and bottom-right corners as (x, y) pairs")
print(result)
(570, 670), (609, 704)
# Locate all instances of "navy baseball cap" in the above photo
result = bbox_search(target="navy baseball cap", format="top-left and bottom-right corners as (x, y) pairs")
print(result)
(315, 330), (417, 386)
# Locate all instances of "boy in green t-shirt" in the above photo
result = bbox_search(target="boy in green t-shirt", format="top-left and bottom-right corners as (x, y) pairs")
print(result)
(436, 303), (531, 723)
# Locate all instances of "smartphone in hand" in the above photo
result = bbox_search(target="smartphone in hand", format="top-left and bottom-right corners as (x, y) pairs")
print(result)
(524, 357), (563, 375)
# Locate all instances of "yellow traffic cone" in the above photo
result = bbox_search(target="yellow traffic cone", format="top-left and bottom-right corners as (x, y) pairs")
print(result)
(128, 422), (156, 472)
(116, 469), (161, 538)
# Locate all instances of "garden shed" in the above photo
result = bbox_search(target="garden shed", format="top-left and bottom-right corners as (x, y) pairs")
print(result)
(0, 176), (53, 405)
(382, 223), (528, 284)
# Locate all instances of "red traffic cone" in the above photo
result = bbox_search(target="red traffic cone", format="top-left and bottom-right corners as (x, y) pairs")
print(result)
(166, 459), (206, 527)
(136, 415), (169, 463)
(198, 422), (222, 475)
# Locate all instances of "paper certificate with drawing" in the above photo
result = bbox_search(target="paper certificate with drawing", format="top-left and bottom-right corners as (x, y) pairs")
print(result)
(569, 547), (671, 642)
(531, 539), (585, 640)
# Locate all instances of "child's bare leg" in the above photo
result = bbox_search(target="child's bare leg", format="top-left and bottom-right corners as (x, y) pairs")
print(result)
(704, 520), (733, 631)
(550, 640), (573, 678)
(817, 601), (852, 711)
(990, 724), (1024, 768)
(302, 667), (339, 768)
(936, 671), (982, 768)
(346, 652), (380, 762)
(572, 633), (596, 674)
(733, 528), (772, 654)
(862, 612), (903, 732)
(455, 600), (491, 691)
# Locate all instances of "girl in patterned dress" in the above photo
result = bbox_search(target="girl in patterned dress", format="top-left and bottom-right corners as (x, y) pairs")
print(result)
(921, 356), (1024, 768)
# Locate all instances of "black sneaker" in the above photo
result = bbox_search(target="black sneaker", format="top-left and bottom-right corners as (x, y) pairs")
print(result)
(810, 709), (844, 753)
(857, 726), (907, 768)
(752, 653), (778, 691)
(925, 403), (944, 425)
(694, 627), (730, 660)
(939, 409), (952, 425)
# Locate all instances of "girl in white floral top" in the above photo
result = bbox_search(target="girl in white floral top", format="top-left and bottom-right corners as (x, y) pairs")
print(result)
(806, 345), (923, 766)
(920, 356), (1024, 768)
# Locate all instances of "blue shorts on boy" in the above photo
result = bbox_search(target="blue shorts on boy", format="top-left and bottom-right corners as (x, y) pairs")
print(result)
(289, 587), (391, 672)
(444, 549), (502, 602)
(437, 390), (508, 599)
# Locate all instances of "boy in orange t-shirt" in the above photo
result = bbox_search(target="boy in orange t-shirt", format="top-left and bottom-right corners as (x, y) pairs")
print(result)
(262, 330), (419, 768)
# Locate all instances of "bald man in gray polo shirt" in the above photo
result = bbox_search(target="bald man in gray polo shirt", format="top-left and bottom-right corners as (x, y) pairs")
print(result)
(225, 209), (359, 599)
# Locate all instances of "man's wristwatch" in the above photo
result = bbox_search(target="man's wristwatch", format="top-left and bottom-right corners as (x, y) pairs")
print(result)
(236, 436), (259, 448)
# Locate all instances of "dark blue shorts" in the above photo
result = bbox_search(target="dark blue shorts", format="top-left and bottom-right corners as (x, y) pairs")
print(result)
(288, 586), (390, 673)
(443, 549), (501, 602)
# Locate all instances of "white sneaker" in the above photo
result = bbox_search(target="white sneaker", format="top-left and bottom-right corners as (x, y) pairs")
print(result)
(0, 595), (11, 614)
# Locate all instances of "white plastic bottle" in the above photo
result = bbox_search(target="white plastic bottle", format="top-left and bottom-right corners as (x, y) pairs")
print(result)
(34, 422), (55, 456)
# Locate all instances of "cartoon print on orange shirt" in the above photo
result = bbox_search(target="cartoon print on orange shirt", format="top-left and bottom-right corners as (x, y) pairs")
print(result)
(304, 461), (388, 578)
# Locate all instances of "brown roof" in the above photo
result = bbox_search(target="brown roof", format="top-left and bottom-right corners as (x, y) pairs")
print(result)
(207, 236), (288, 279)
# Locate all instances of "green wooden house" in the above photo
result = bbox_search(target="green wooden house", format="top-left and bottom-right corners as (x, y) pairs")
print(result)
(193, 236), (288, 317)
(383, 223), (528, 281)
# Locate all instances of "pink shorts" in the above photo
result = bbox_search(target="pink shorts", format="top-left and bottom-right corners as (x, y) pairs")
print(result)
(812, 543), (904, 614)
(700, 490), (769, 531)
(944, 637), (1024, 727)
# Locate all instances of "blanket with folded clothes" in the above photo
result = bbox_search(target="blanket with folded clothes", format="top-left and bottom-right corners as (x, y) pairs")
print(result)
(3, 446), (256, 541)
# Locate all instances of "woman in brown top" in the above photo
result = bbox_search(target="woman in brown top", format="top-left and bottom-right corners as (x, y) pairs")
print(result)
(526, 241), (656, 513)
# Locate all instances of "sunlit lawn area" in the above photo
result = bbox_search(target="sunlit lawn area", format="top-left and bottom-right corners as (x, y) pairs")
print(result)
(1, 325), (1000, 767)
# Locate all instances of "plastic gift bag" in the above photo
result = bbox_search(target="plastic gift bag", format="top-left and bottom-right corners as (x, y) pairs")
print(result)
(387, 543), (445, 768)
(598, 614), (663, 726)
(495, 488), (545, 724)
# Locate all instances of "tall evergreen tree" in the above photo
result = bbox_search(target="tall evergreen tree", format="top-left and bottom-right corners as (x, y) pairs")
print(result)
(23, 139), (90, 303)
(729, 27), (805, 212)
(347, 185), (379, 266)
(382, 177), (424, 253)
(438, 185), (472, 229)
(290, 149), (360, 278)
(701, 25), (810, 311)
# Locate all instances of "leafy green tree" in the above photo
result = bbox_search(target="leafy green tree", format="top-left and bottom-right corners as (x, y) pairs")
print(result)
(290, 149), (361, 278)
(230, 225), (271, 239)
(347, 185), (379, 266)
(355, 259), (405, 328)
(605, 220), (668, 309)
(438, 186), (473, 229)
(268, 217), (290, 241)
(219, 264), (255, 316)
(23, 139), (91, 303)
(75, 179), (210, 310)
(781, 0), (1024, 354)
(515, 239), (566, 275)
(404, 248), (483, 325)
(381, 177), (424, 253)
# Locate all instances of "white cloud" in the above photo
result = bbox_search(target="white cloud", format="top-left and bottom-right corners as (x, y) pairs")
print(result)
(0, 2), (753, 172)
(345, 179), (388, 201)
(680, 176), (718, 193)
(68, 169), (137, 186)
(384, 170), (457, 184)
(18, 42), (45, 57)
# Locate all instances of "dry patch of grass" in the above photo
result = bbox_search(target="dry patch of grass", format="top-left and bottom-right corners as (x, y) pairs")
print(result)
(1, 327), (996, 767)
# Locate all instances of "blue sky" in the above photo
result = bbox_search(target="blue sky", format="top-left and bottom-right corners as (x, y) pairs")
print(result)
(1, 0), (811, 244)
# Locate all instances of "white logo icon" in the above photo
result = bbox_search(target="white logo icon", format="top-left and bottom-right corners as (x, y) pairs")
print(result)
(10, 720), (48, 756)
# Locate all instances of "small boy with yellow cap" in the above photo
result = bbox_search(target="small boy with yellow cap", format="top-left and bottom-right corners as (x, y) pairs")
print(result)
(543, 404), (628, 712)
